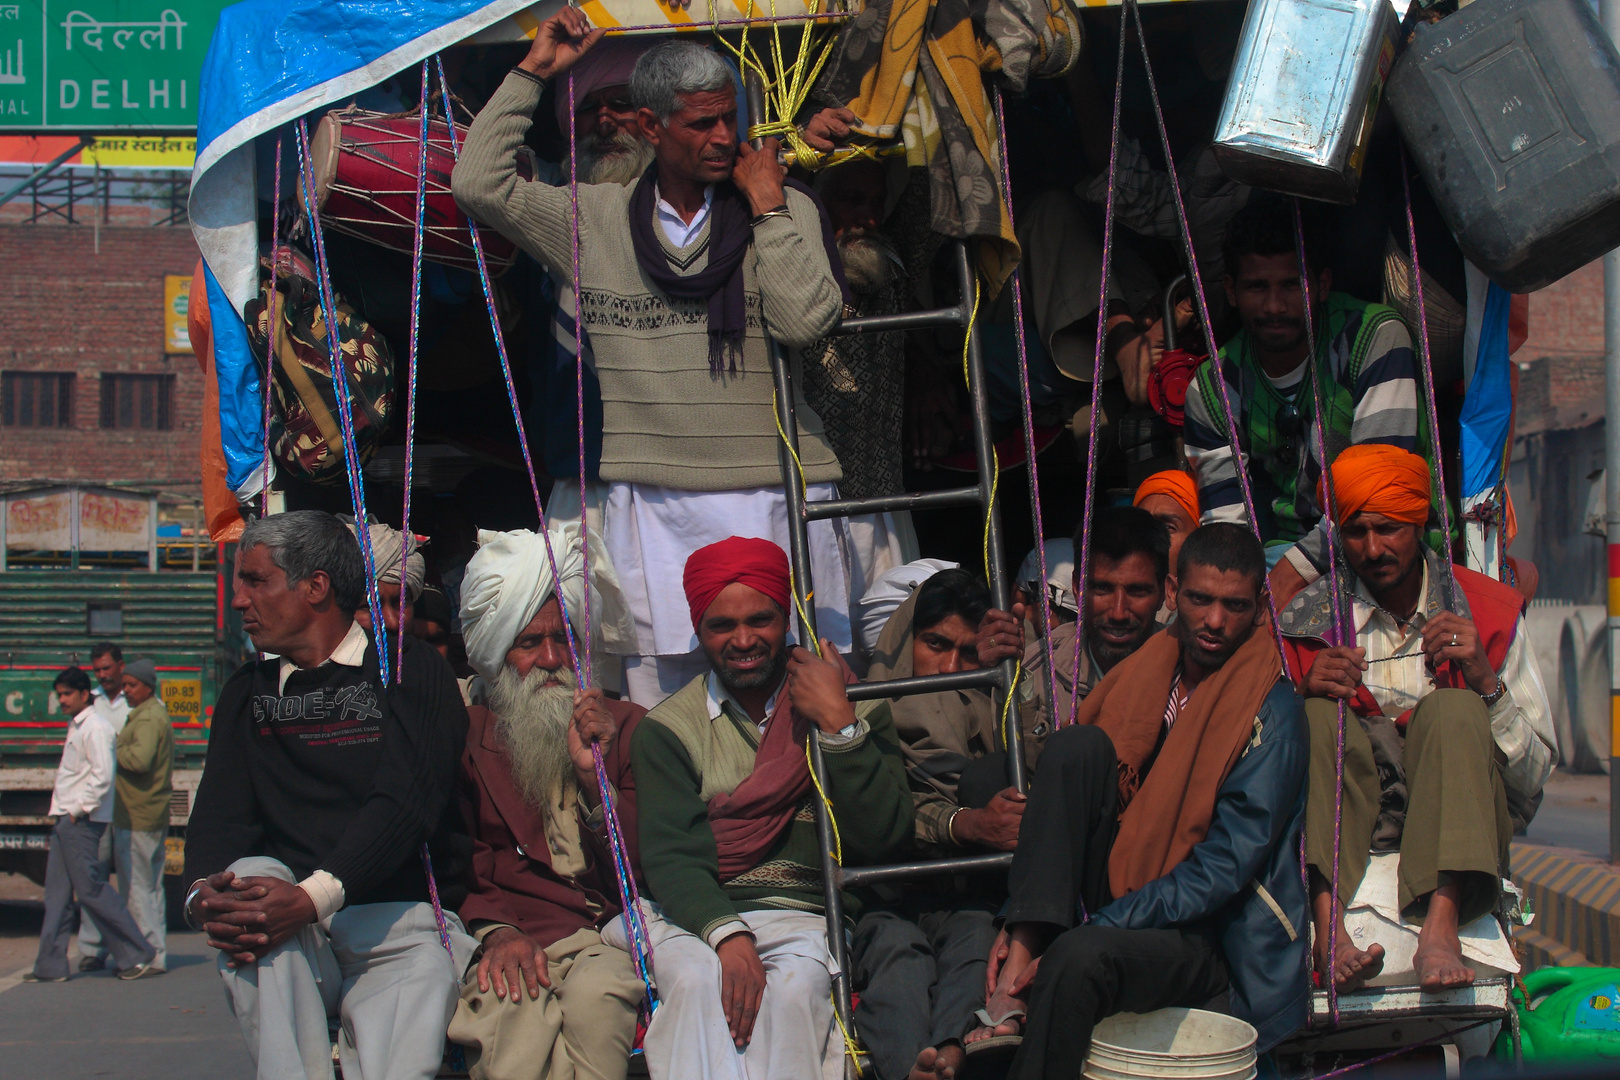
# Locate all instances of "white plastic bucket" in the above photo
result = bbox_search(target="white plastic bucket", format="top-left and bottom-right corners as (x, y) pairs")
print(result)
(1082, 1008), (1259, 1080)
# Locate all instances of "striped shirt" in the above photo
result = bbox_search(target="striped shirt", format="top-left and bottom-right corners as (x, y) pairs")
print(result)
(1183, 293), (1421, 579)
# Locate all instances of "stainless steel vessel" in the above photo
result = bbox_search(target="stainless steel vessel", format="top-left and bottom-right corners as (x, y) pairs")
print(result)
(1213, 0), (1399, 204)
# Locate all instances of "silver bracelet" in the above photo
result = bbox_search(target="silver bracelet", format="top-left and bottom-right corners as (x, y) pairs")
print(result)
(946, 807), (965, 846)
(183, 879), (208, 932)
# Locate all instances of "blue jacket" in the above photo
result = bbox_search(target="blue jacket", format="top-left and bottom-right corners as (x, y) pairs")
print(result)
(1090, 678), (1310, 1052)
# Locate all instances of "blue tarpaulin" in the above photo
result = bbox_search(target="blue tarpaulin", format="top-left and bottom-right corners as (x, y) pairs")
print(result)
(190, 0), (547, 497)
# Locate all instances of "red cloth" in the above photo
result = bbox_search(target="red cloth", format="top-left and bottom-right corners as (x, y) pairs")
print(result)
(683, 537), (793, 631)
(458, 701), (646, 945)
(1283, 565), (1525, 722)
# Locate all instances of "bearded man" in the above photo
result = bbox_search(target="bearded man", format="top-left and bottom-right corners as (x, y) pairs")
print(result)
(1278, 445), (1554, 994)
(629, 536), (913, 1080)
(342, 517), (425, 634)
(449, 523), (647, 1080)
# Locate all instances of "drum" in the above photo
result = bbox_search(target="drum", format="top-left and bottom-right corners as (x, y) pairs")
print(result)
(303, 106), (519, 275)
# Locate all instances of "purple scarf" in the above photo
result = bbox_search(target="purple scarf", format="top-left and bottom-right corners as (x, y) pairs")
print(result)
(627, 162), (851, 372)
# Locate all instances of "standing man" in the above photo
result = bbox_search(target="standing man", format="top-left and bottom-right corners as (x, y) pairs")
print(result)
(448, 525), (648, 1080)
(1279, 445), (1555, 992)
(630, 536), (913, 1080)
(455, 14), (856, 706)
(80, 640), (128, 971)
(27, 667), (157, 982)
(182, 510), (475, 1080)
(113, 658), (174, 976)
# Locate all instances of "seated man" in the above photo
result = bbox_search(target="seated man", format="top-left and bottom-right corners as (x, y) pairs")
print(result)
(855, 568), (1011, 1080)
(1278, 445), (1555, 992)
(1182, 194), (1424, 608)
(183, 510), (475, 1080)
(630, 536), (913, 1080)
(933, 525), (1309, 1080)
(449, 525), (649, 1080)
(977, 507), (1171, 738)
(343, 516), (425, 634)
(1133, 469), (1199, 573)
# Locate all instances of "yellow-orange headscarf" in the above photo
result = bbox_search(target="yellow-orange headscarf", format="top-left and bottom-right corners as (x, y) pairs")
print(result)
(1134, 470), (1200, 524)
(1324, 445), (1431, 524)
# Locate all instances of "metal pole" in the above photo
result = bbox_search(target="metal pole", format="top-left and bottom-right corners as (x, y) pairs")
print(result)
(955, 243), (1026, 793)
(1605, 0), (1620, 865)
(744, 69), (857, 1070)
(0, 136), (90, 210)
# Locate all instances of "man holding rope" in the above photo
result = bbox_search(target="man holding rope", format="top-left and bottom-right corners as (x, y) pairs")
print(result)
(454, 11), (858, 707)
(1277, 445), (1555, 993)
(449, 524), (648, 1080)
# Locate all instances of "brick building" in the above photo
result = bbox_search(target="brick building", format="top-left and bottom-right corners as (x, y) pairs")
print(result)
(0, 223), (204, 497)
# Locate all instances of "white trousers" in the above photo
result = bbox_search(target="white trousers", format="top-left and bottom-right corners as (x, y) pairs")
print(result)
(217, 857), (476, 1080)
(113, 826), (168, 969)
(606, 904), (842, 1080)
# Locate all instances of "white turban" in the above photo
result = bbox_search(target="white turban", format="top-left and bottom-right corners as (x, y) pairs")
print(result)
(1016, 538), (1076, 615)
(856, 558), (959, 654)
(343, 519), (426, 600)
(459, 522), (637, 686)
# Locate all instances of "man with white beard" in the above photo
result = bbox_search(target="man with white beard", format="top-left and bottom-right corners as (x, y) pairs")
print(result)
(449, 523), (648, 1080)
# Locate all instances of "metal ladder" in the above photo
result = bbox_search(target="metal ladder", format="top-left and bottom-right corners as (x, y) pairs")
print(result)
(765, 236), (1032, 1070)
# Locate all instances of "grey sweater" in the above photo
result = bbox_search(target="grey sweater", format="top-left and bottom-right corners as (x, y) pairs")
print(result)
(453, 71), (844, 491)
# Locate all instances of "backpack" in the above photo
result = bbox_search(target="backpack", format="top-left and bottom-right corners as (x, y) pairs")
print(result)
(245, 247), (395, 487)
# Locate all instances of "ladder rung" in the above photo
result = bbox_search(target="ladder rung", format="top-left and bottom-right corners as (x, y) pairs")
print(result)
(845, 667), (1003, 702)
(803, 486), (983, 521)
(835, 305), (967, 335)
(838, 852), (1013, 887)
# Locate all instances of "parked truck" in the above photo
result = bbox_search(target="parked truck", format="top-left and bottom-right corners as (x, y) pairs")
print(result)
(0, 563), (238, 922)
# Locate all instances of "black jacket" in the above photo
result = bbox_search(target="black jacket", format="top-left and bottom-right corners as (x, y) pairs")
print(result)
(1090, 678), (1310, 1052)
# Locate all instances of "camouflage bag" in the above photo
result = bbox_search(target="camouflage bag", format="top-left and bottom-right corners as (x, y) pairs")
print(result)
(245, 248), (395, 487)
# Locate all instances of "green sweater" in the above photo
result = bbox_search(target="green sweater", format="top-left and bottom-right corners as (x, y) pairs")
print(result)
(115, 696), (173, 832)
(631, 675), (913, 942)
(452, 70), (845, 491)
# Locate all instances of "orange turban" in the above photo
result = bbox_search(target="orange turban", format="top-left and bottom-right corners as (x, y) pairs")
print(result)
(1324, 445), (1431, 525)
(1134, 470), (1200, 524)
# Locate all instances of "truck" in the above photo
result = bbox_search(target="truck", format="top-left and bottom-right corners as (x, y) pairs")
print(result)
(0, 560), (238, 923)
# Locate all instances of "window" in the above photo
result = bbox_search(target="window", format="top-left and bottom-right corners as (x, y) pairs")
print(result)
(1, 372), (73, 428)
(101, 373), (173, 431)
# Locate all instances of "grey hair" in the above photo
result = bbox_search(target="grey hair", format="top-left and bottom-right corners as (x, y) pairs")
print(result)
(630, 41), (733, 125)
(239, 510), (366, 614)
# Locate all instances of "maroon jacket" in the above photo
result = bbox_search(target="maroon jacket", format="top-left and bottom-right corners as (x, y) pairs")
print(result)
(457, 700), (645, 947)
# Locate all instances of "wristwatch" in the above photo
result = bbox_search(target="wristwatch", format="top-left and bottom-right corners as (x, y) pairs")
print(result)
(1479, 676), (1507, 709)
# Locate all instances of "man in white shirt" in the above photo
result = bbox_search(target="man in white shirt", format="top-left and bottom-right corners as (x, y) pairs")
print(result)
(1277, 445), (1556, 995)
(27, 666), (157, 982)
(79, 640), (130, 971)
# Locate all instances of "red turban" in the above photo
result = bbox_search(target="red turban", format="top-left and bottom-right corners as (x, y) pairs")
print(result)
(683, 537), (793, 631)
(1134, 469), (1200, 524)
(1323, 444), (1432, 525)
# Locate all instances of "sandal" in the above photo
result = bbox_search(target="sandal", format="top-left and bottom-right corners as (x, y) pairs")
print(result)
(956, 1008), (1025, 1080)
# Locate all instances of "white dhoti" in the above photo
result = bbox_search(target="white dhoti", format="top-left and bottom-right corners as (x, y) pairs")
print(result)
(216, 857), (476, 1080)
(606, 904), (843, 1080)
(603, 481), (854, 707)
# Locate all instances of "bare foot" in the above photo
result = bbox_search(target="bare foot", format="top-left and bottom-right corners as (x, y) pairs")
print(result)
(964, 987), (1026, 1046)
(909, 1043), (966, 1079)
(1314, 931), (1386, 992)
(1414, 936), (1475, 992)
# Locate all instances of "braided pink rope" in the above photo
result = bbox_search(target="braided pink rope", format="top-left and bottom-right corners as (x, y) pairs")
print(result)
(567, 67), (594, 683)
(260, 136), (283, 516)
(991, 87), (1061, 720)
(396, 59), (432, 685)
(1068, 2), (1129, 727)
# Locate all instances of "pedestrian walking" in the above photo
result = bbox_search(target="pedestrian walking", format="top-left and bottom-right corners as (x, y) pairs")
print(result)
(26, 667), (158, 982)
(80, 640), (129, 971)
(113, 658), (174, 974)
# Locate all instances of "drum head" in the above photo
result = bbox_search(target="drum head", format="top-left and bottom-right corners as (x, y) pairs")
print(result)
(300, 111), (343, 210)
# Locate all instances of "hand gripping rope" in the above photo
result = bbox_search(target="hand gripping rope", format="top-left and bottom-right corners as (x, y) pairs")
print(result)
(1068, 0), (1129, 728)
(434, 55), (658, 1015)
(293, 118), (393, 683)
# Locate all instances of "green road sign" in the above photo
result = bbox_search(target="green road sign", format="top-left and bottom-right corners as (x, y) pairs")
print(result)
(0, 1), (223, 130)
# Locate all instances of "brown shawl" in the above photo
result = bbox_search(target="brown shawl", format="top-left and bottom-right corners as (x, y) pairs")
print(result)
(1074, 626), (1281, 898)
(704, 651), (859, 881)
